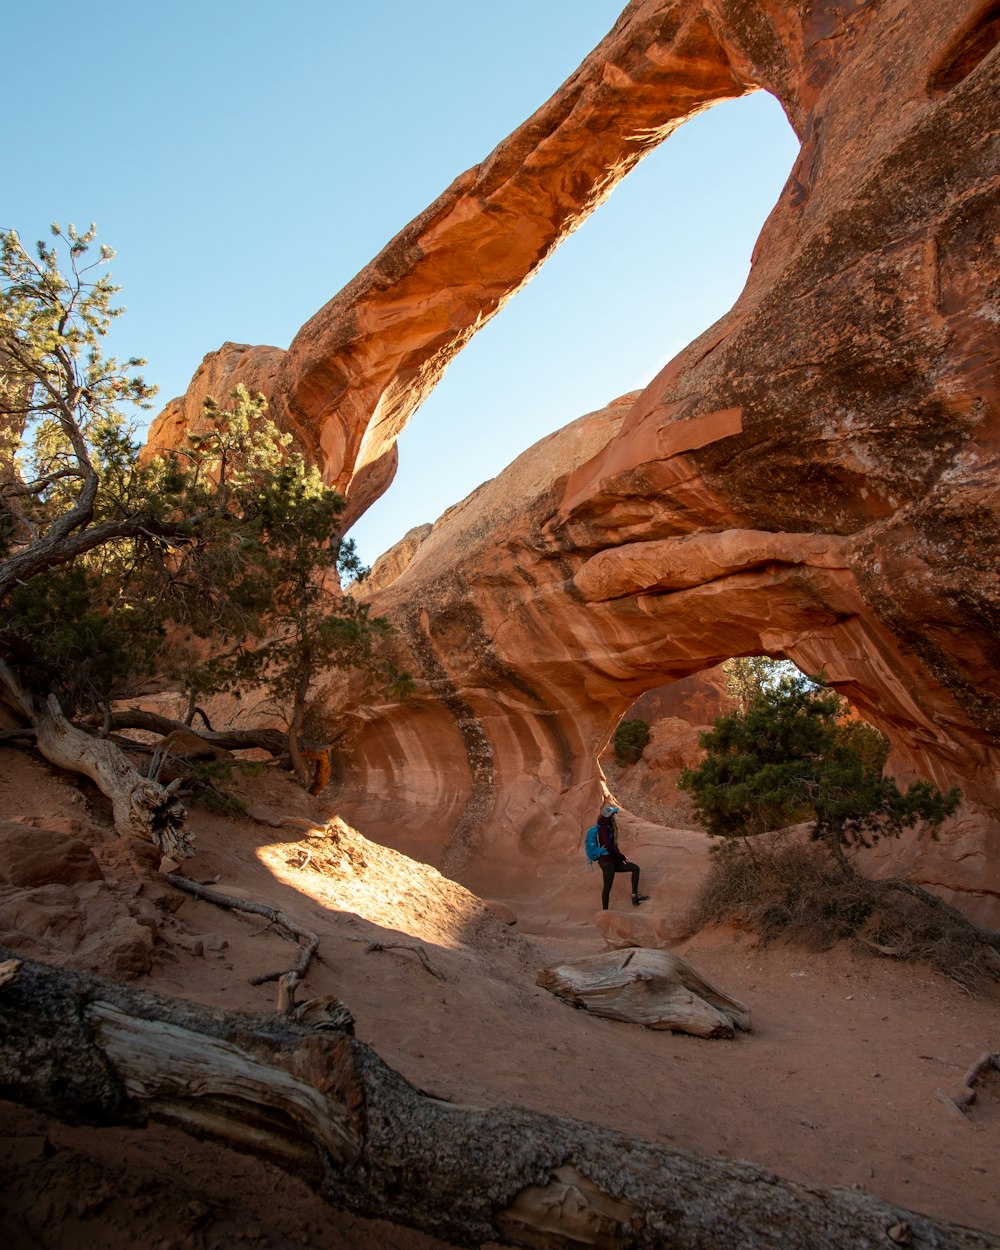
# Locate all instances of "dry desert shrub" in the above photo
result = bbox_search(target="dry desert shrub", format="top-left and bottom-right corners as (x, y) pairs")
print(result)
(690, 832), (997, 989)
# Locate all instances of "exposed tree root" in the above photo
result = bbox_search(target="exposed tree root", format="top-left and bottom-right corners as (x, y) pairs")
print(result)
(361, 939), (447, 981)
(1, 949), (998, 1250)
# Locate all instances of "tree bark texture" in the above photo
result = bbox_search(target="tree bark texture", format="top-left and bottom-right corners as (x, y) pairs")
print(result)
(105, 707), (294, 756)
(32, 696), (192, 859)
(104, 707), (335, 767)
(1, 948), (996, 1250)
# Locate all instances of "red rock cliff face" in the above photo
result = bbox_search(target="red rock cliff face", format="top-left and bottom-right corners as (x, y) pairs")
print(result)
(338, 382), (998, 925)
(150, 1), (1000, 923)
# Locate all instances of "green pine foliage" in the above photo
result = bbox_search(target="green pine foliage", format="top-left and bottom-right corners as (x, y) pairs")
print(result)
(678, 670), (960, 859)
(3, 563), (162, 715)
(1, 224), (405, 771)
(613, 717), (650, 767)
(721, 655), (801, 710)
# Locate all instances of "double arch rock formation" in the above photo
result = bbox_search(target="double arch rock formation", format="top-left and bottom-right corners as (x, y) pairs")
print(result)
(148, 0), (1000, 923)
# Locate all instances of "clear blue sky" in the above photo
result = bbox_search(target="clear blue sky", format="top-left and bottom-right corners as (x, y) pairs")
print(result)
(6, 1), (798, 566)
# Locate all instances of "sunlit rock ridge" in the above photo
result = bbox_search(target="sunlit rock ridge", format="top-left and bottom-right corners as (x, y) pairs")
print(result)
(148, 0), (1000, 924)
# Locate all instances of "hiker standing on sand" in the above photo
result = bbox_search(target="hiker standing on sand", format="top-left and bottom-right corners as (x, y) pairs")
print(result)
(596, 805), (649, 911)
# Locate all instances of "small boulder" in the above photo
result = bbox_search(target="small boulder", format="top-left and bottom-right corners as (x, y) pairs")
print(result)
(0, 822), (103, 889)
(596, 901), (693, 949)
(482, 899), (518, 925)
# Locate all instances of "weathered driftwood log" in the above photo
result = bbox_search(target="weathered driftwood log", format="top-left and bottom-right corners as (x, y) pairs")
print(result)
(537, 949), (751, 1038)
(0, 663), (192, 860)
(4, 950), (995, 1250)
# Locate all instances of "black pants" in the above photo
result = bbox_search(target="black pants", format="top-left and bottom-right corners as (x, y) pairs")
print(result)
(600, 859), (640, 910)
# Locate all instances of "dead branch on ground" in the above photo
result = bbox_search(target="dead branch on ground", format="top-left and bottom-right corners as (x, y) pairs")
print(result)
(0, 661), (191, 859)
(362, 939), (446, 981)
(876, 879), (1000, 952)
(166, 874), (319, 1011)
(935, 1051), (1000, 1116)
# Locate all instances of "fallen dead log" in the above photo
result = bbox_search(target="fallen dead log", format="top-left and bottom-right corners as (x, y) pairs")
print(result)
(538, 948), (752, 1037)
(1, 949), (996, 1250)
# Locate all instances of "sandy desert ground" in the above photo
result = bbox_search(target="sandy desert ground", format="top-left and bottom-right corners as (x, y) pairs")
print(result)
(0, 745), (997, 1249)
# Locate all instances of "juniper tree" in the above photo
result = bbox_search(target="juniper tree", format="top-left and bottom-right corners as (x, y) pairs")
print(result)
(614, 717), (650, 767)
(678, 671), (960, 867)
(0, 224), (402, 844)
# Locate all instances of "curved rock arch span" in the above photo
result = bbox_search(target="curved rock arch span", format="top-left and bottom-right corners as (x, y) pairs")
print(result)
(147, 0), (1000, 921)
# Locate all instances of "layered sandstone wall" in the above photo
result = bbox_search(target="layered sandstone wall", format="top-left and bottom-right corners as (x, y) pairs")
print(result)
(336, 385), (999, 923)
(331, 1), (1000, 922)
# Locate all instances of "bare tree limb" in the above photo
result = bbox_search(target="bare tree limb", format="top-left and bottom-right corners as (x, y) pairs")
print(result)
(166, 874), (319, 1007)
(98, 707), (334, 762)
(963, 1052), (1000, 1089)
(0, 661), (191, 859)
(936, 1051), (1000, 1116)
(875, 879), (1000, 952)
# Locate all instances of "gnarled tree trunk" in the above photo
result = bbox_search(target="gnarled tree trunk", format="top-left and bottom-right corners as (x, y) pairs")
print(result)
(0, 664), (192, 860)
(0, 950), (996, 1250)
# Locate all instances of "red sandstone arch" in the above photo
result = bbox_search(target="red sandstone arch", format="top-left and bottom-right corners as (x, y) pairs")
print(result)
(146, 1), (1000, 922)
(146, 2), (750, 520)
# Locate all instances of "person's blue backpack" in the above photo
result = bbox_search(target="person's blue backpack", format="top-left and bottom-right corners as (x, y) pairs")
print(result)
(584, 823), (603, 864)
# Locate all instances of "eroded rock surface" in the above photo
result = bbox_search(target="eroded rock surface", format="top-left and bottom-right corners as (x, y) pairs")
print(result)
(0, 817), (168, 979)
(599, 668), (734, 828)
(147, 2), (1000, 924)
(331, 1), (1000, 924)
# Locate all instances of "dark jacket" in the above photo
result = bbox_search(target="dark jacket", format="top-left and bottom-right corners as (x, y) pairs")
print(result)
(596, 814), (626, 864)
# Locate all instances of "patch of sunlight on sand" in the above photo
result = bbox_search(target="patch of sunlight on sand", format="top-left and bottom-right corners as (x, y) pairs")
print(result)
(254, 816), (481, 949)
